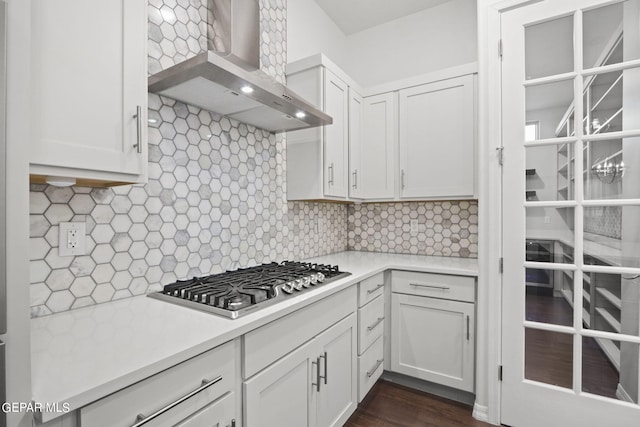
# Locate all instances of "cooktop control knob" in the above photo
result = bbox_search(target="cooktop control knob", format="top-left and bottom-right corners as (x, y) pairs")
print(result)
(282, 282), (295, 294)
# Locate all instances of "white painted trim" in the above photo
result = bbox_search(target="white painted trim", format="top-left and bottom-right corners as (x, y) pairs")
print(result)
(472, 403), (490, 423)
(477, 0), (540, 425)
(362, 62), (479, 97)
(616, 384), (633, 403)
(4, 0), (34, 426)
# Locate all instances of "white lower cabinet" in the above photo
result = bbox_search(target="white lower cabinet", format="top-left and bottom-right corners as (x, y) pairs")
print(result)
(391, 292), (475, 392)
(79, 339), (240, 427)
(244, 314), (357, 427)
(390, 270), (476, 393)
(356, 273), (385, 402)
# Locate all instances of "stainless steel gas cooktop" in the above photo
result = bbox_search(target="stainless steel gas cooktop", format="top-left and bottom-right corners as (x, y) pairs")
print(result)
(148, 261), (351, 319)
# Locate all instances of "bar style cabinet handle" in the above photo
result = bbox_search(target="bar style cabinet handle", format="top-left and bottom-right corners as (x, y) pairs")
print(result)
(352, 170), (358, 189)
(319, 351), (328, 384)
(401, 169), (406, 189)
(410, 283), (451, 291)
(132, 375), (223, 426)
(367, 317), (385, 331)
(133, 105), (143, 154)
(367, 359), (383, 377)
(312, 357), (321, 392)
(366, 283), (384, 294)
(328, 163), (335, 185)
(466, 315), (470, 341)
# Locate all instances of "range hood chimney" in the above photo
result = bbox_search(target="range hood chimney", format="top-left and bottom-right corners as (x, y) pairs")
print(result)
(148, 0), (331, 133)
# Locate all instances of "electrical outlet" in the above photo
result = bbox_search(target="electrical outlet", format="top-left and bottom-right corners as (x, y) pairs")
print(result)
(544, 216), (551, 224)
(59, 222), (86, 256)
(410, 219), (419, 235)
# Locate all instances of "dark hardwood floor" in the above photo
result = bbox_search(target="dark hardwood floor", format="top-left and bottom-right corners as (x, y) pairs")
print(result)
(344, 380), (492, 427)
(525, 291), (619, 398)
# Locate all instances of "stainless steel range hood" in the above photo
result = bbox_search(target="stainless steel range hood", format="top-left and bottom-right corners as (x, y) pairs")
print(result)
(148, 0), (331, 133)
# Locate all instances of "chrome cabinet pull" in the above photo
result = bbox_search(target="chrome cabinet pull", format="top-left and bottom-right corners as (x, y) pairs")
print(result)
(367, 359), (383, 377)
(132, 375), (223, 426)
(319, 351), (328, 384)
(352, 170), (358, 188)
(401, 169), (405, 189)
(328, 163), (334, 185)
(133, 105), (143, 154)
(409, 283), (451, 291)
(312, 357), (321, 392)
(367, 317), (384, 331)
(466, 315), (470, 341)
(366, 283), (384, 295)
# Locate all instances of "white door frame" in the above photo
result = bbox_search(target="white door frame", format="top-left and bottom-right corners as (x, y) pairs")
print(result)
(476, 0), (541, 424)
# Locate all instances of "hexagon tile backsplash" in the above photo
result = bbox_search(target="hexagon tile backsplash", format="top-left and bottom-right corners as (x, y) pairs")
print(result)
(348, 202), (478, 257)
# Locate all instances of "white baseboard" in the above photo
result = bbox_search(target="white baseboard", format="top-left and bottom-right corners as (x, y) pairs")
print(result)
(616, 383), (634, 403)
(472, 403), (490, 423)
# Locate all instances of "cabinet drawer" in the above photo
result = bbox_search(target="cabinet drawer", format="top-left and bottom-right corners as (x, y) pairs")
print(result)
(392, 270), (475, 302)
(243, 286), (357, 378)
(175, 391), (236, 427)
(358, 294), (384, 354)
(358, 272), (385, 307)
(80, 340), (238, 427)
(358, 335), (384, 402)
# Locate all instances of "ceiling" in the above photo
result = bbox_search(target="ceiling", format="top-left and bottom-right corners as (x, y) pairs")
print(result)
(313, 0), (453, 35)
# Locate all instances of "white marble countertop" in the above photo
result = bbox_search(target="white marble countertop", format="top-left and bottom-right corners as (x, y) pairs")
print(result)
(31, 251), (478, 422)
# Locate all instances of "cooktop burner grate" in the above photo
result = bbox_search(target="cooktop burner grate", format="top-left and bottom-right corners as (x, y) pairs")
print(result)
(148, 261), (350, 318)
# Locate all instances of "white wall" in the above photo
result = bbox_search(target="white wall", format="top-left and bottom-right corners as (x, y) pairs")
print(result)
(345, 0), (478, 87)
(287, 0), (350, 68)
(287, 0), (478, 88)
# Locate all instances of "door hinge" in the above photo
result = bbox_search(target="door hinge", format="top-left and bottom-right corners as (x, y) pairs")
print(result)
(499, 257), (504, 273)
(496, 146), (504, 165)
(498, 39), (503, 59)
(498, 365), (503, 381)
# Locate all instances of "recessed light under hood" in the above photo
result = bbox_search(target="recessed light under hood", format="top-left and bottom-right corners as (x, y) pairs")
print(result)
(148, 0), (331, 133)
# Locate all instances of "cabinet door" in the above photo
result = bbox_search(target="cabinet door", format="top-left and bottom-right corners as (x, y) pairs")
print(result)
(348, 88), (363, 199)
(398, 75), (475, 198)
(391, 293), (475, 392)
(360, 93), (396, 199)
(30, 0), (147, 183)
(323, 69), (348, 198)
(244, 339), (318, 427)
(316, 314), (357, 427)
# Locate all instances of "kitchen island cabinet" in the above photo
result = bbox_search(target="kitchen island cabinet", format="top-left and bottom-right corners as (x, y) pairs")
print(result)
(29, 0), (148, 187)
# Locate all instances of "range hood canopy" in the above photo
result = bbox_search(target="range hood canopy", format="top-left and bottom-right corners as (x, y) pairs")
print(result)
(148, 0), (331, 133)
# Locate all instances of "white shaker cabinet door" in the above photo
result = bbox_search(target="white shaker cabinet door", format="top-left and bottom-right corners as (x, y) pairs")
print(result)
(316, 314), (357, 427)
(30, 0), (147, 185)
(391, 293), (475, 392)
(323, 69), (349, 198)
(349, 92), (397, 200)
(244, 339), (318, 427)
(398, 75), (475, 199)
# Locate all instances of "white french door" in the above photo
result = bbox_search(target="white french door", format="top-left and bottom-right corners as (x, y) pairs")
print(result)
(501, 0), (640, 425)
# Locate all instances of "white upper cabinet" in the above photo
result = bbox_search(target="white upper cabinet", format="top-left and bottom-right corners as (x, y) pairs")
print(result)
(323, 70), (349, 198)
(352, 92), (396, 200)
(398, 75), (476, 199)
(30, 0), (148, 186)
(287, 56), (353, 201)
